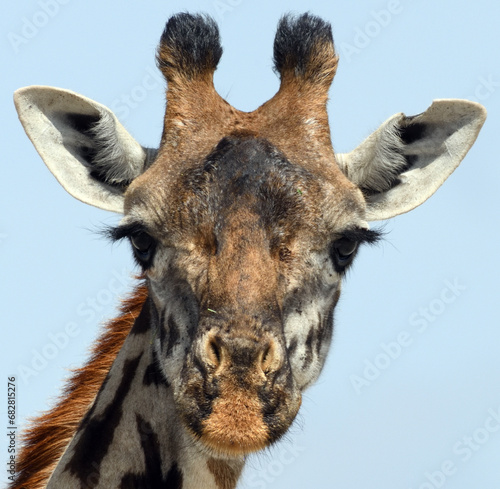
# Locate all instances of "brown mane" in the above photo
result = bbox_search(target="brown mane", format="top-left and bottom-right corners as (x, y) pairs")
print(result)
(11, 282), (148, 489)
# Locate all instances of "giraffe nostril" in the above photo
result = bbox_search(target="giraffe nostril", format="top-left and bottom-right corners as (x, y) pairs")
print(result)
(259, 340), (280, 377)
(206, 336), (223, 368)
(202, 334), (282, 377)
(261, 346), (271, 374)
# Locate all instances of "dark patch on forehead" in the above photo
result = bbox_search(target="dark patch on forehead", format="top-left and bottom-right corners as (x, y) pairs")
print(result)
(180, 135), (320, 238)
(64, 354), (143, 484)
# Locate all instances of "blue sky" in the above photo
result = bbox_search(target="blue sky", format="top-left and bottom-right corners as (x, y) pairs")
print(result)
(2, 1), (499, 488)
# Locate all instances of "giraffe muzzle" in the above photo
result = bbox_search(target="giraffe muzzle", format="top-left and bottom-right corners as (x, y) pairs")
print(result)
(176, 328), (301, 456)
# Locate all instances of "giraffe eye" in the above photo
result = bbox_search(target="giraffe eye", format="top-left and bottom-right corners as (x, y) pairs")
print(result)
(130, 232), (155, 265)
(331, 238), (358, 270)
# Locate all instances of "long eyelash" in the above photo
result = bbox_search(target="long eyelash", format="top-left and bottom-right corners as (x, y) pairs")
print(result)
(102, 222), (149, 242)
(342, 227), (384, 245)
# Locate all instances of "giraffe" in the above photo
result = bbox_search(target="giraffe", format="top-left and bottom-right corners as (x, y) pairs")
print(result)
(12, 12), (486, 489)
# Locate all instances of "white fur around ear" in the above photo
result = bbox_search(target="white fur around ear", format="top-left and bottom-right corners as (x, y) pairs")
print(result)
(14, 86), (156, 213)
(336, 99), (487, 221)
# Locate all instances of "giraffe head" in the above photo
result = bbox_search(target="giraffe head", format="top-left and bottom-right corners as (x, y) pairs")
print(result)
(14, 13), (485, 458)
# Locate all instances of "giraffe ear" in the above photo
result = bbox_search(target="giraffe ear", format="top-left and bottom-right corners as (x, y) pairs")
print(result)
(14, 86), (157, 213)
(336, 99), (487, 221)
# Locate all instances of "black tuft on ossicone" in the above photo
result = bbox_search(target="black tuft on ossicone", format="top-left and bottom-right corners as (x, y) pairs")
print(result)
(273, 13), (334, 78)
(157, 13), (223, 80)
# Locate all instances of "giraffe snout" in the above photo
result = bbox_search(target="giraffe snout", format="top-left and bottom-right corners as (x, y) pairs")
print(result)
(176, 323), (301, 456)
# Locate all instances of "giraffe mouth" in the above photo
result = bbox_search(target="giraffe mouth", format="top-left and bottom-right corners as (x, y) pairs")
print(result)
(181, 381), (302, 456)
(199, 388), (274, 456)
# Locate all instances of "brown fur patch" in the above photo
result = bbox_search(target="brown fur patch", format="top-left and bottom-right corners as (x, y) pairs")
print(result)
(208, 208), (278, 309)
(10, 282), (148, 489)
(201, 383), (268, 456)
(207, 458), (242, 489)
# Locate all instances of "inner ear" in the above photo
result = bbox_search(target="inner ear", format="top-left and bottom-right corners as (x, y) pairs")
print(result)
(60, 112), (105, 181)
(399, 120), (427, 145)
(363, 119), (430, 195)
(58, 110), (156, 189)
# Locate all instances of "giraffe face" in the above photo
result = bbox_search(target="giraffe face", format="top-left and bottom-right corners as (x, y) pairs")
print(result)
(115, 134), (377, 456)
(99, 13), (380, 458)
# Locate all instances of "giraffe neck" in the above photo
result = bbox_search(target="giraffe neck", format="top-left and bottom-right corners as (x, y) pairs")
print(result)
(46, 298), (244, 489)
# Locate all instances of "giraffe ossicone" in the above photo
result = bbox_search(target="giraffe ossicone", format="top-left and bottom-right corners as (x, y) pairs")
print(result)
(12, 12), (486, 489)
